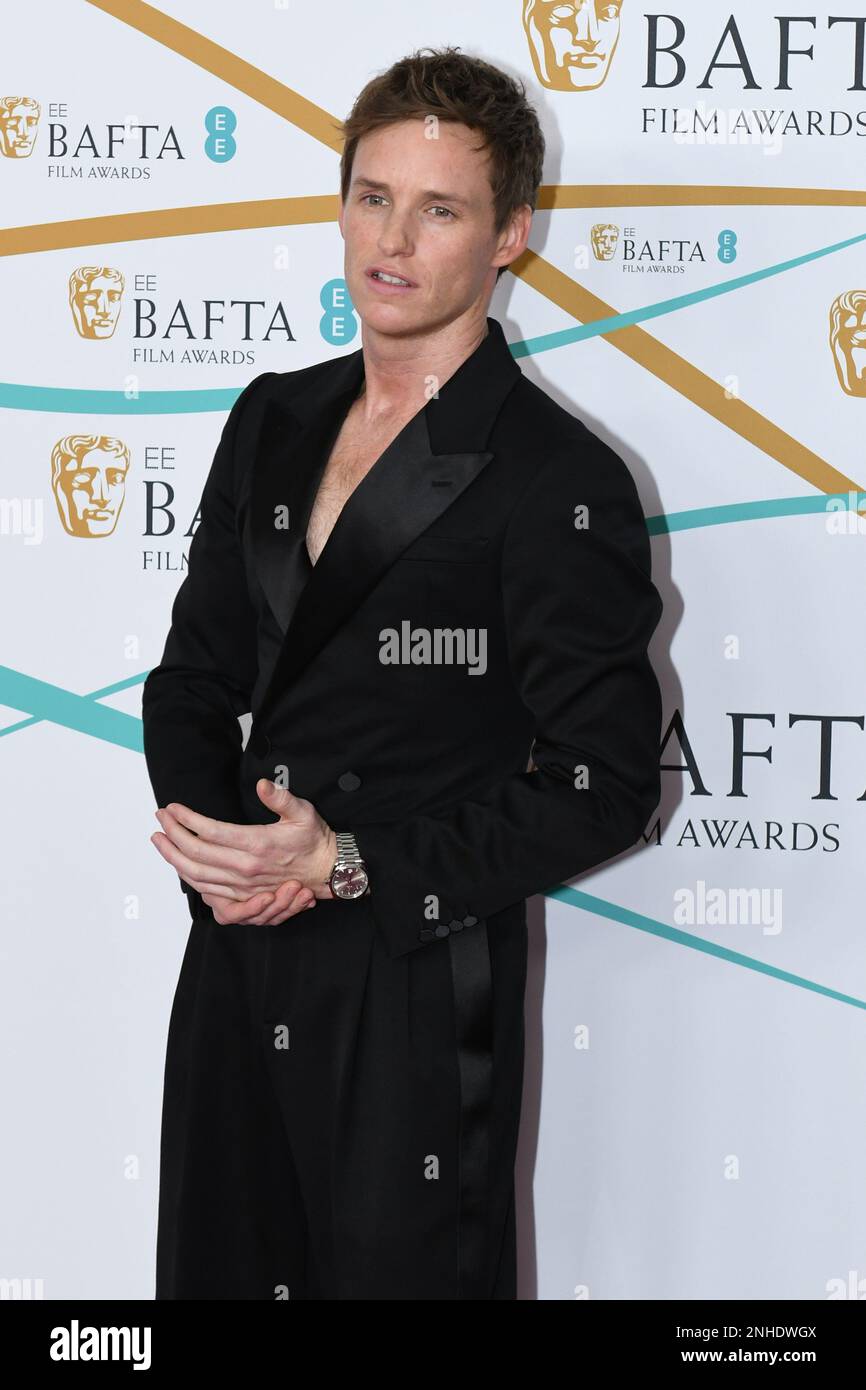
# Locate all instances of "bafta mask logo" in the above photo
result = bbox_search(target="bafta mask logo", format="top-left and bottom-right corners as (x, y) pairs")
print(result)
(523, 0), (624, 92)
(51, 435), (130, 537)
(830, 291), (866, 397)
(591, 223), (620, 260)
(69, 266), (125, 339)
(0, 95), (41, 157)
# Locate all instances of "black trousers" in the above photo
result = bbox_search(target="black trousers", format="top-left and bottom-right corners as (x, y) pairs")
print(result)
(154, 896), (527, 1299)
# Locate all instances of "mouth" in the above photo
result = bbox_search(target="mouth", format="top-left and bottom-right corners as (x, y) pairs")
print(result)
(366, 267), (417, 293)
(565, 52), (604, 66)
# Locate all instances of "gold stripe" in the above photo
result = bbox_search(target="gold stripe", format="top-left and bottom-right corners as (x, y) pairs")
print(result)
(512, 249), (862, 495)
(0, 196), (338, 256)
(9, 2), (841, 498)
(85, 0), (342, 147)
(7, 184), (866, 255)
(539, 185), (866, 209)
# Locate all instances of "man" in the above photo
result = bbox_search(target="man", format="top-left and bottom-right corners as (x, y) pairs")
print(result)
(142, 46), (663, 1300)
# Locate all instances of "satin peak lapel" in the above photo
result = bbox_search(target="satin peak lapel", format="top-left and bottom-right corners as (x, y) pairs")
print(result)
(255, 409), (493, 721)
(251, 316), (521, 727)
(249, 342), (366, 636)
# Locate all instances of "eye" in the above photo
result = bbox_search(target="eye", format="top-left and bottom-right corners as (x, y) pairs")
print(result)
(360, 192), (387, 207)
(428, 206), (455, 219)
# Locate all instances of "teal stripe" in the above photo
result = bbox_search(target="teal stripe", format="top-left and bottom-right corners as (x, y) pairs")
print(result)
(546, 884), (866, 1010)
(646, 492), (866, 535)
(0, 667), (858, 1008)
(0, 665), (144, 751)
(509, 229), (866, 358)
(3, 230), (864, 413)
(0, 490), (858, 747)
(0, 384), (243, 414)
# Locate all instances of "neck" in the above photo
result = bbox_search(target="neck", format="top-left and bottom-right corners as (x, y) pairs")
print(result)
(356, 310), (490, 422)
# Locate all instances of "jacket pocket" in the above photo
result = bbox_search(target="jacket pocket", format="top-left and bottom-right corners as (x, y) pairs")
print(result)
(399, 535), (490, 563)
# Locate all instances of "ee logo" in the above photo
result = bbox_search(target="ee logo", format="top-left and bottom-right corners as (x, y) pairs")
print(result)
(321, 279), (358, 345)
(717, 229), (738, 264)
(204, 106), (236, 163)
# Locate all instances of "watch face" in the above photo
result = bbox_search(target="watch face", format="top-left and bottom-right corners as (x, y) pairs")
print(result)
(331, 864), (369, 899)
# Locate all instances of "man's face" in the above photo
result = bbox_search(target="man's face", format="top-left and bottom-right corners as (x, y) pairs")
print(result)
(524, 0), (624, 92)
(340, 119), (518, 338)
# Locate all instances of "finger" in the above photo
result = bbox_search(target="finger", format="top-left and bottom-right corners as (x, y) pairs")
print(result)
(236, 879), (301, 926)
(151, 830), (276, 896)
(183, 877), (260, 903)
(251, 882), (316, 926)
(191, 872), (289, 903)
(255, 779), (312, 824)
(245, 880), (306, 925)
(204, 888), (274, 914)
(237, 883), (313, 926)
(266, 891), (318, 926)
(161, 802), (267, 853)
(268, 899), (316, 926)
(208, 890), (275, 924)
(155, 809), (275, 888)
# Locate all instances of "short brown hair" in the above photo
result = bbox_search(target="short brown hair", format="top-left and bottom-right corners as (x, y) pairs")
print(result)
(338, 46), (545, 281)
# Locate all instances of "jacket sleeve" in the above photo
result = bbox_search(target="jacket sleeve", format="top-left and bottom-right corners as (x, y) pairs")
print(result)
(353, 436), (664, 959)
(141, 372), (272, 919)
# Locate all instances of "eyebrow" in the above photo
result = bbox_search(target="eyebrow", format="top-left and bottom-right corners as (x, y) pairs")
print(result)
(352, 176), (472, 207)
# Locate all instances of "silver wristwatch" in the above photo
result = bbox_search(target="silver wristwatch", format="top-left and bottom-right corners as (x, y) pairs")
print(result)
(327, 831), (369, 900)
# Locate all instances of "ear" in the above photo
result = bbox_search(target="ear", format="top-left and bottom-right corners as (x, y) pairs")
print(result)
(492, 204), (533, 274)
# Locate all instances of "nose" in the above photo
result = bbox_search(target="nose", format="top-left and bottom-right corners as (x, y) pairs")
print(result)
(376, 206), (414, 259)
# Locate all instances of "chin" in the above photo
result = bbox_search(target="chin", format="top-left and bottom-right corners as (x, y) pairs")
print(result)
(362, 301), (426, 336)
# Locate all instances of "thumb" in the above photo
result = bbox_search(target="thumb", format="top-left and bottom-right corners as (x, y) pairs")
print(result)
(256, 777), (295, 816)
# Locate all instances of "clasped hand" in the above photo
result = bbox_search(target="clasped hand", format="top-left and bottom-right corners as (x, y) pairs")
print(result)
(150, 778), (337, 925)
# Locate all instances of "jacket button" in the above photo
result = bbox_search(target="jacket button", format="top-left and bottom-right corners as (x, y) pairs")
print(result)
(462, 914), (478, 928)
(419, 928), (436, 942)
(251, 730), (271, 756)
(449, 918), (464, 932)
(337, 771), (361, 791)
(434, 922), (451, 939)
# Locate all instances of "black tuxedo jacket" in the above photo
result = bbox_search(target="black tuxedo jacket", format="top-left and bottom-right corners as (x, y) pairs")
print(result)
(142, 315), (663, 958)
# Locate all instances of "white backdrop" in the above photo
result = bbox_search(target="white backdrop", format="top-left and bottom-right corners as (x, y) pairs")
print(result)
(2, 0), (865, 1301)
